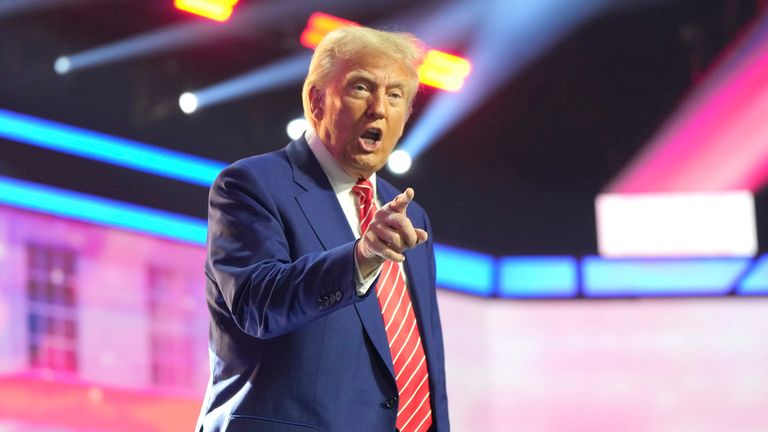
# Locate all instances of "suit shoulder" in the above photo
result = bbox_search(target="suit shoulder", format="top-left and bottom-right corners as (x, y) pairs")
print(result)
(227, 147), (290, 176)
(212, 146), (292, 186)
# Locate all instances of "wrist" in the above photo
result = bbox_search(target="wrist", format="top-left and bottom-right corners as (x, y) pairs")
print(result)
(355, 239), (384, 279)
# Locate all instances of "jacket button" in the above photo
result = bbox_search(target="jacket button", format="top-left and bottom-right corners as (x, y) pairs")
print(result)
(335, 291), (342, 301)
(317, 297), (327, 308)
(383, 396), (398, 409)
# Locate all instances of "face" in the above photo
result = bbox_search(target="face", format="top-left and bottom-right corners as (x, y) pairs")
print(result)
(310, 52), (414, 179)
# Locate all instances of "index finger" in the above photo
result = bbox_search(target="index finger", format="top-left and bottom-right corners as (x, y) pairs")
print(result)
(388, 188), (415, 214)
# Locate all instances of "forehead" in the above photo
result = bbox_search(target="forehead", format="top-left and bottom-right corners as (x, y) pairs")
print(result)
(334, 52), (414, 86)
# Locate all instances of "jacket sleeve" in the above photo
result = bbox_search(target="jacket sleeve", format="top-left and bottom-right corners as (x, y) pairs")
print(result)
(206, 162), (367, 339)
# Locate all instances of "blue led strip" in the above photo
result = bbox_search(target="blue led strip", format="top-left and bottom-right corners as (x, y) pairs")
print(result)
(737, 254), (768, 294)
(582, 256), (752, 297)
(499, 256), (578, 298)
(0, 176), (207, 245)
(434, 244), (495, 296)
(0, 108), (225, 186)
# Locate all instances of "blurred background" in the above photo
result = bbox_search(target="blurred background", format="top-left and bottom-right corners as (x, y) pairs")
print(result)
(1, 0), (768, 430)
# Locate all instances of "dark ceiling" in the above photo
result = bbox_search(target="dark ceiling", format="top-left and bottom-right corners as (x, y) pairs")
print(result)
(0, 0), (764, 256)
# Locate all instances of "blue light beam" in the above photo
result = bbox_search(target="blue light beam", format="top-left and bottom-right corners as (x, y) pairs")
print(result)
(377, 0), (484, 49)
(400, 0), (611, 159)
(0, 0), (81, 18)
(0, 109), (225, 186)
(55, 19), (221, 74)
(189, 54), (311, 111)
(53, 0), (317, 74)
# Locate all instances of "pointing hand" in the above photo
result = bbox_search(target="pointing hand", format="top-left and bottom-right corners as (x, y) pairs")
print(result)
(355, 188), (429, 276)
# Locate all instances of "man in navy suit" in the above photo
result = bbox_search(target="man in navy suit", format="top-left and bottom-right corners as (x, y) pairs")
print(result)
(196, 26), (449, 431)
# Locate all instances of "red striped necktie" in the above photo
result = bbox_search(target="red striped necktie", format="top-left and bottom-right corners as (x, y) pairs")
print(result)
(352, 178), (433, 432)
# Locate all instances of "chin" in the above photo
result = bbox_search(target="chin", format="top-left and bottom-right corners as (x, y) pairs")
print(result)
(348, 158), (382, 176)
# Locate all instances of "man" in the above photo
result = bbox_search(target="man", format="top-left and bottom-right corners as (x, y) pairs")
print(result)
(197, 26), (449, 432)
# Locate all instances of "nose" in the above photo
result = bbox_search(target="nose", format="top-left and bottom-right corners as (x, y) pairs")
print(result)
(366, 90), (385, 120)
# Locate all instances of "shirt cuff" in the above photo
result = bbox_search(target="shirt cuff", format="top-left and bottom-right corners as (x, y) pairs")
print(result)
(354, 248), (383, 296)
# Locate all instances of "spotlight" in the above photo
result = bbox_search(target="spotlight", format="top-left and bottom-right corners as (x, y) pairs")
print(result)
(174, 0), (239, 22)
(418, 50), (472, 92)
(179, 92), (199, 114)
(387, 150), (412, 175)
(286, 117), (308, 140)
(300, 12), (359, 49)
(54, 56), (70, 75)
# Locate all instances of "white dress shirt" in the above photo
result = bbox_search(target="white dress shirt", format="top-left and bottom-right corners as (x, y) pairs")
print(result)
(305, 128), (383, 295)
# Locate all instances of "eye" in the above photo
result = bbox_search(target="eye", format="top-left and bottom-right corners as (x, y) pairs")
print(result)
(387, 90), (406, 105)
(351, 83), (368, 93)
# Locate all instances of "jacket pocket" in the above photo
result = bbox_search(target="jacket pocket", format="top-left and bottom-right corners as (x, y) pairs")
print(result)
(226, 415), (319, 432)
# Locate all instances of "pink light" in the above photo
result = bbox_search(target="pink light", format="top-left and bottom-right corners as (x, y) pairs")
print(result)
(0, 373), (199, 431)
(609, 13), (768, 193)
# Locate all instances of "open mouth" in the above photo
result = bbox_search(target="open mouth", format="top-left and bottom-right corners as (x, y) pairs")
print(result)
(360, 128), (382, 145)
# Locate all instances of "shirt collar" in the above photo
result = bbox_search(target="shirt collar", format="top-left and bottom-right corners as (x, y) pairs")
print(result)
(305, 127), (377, 197)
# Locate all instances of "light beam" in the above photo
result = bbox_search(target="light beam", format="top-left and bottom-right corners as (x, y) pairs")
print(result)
(180, 54), (311, 112)
(399, 0), (611, 159)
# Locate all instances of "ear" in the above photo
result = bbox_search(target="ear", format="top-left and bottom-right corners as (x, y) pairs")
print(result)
(309, 85), (325, 121)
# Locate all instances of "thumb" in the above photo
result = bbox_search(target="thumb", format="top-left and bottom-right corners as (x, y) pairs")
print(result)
(388, 188), (414, 214)
(415, 228), (429, 245)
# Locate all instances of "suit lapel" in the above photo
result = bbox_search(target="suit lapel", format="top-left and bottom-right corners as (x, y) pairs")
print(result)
(294, 191), (353, 250)
(287, 138), (396, 380)
(288, 138), (353, 250)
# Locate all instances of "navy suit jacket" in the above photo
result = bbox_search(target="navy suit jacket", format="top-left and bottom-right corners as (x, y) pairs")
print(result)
(196, 137), (449, 431)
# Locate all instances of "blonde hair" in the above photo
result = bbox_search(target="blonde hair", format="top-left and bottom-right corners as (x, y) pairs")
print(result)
(302, 26), (425, 124)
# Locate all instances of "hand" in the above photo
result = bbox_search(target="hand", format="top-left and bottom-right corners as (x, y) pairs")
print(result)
(356, 188), (429, 276)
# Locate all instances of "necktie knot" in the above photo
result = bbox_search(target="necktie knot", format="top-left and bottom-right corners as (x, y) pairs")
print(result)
(352, 178), (373, 206)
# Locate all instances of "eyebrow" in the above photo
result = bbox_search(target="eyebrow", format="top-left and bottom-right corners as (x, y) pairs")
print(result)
(345, 71), (408, 91)
(345, 71), (374, 83)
